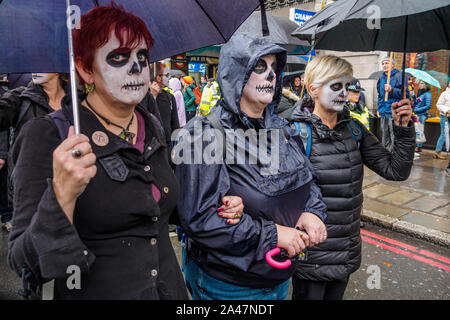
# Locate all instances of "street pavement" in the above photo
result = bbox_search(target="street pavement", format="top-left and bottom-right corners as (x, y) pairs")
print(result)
(361, 150), (450, 247)
(0, 151), (448, 300)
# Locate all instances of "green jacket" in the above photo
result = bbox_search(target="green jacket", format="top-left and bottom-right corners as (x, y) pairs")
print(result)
(183, 84), (197, 112)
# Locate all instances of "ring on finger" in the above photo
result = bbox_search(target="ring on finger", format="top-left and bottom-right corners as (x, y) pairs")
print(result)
(71, 148), (83, 159)
(233, 211), (244, 219)
(298, 230), (307, 239)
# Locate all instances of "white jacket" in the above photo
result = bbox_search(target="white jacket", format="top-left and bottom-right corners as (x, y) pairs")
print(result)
(436, 87), (450, 116)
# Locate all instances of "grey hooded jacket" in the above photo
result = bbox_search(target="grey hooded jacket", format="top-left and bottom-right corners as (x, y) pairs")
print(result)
(174, 33), (327, 289)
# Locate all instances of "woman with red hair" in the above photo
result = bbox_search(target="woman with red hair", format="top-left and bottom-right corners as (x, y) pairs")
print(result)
(6, 3), (220, 300)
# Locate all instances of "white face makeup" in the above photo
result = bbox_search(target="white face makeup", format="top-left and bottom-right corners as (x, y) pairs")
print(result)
(31, 73), (53, 85)
(95, 31), (150, 105)
(318, 75), (352, 112)
(242, 54), (277, 107)
(161, 67), (170, 87)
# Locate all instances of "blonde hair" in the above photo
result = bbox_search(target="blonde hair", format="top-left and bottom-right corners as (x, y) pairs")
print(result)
(304, 55), (353, 94)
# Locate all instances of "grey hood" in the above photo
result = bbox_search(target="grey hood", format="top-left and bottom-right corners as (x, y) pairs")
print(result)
(217, 33), (287, 127)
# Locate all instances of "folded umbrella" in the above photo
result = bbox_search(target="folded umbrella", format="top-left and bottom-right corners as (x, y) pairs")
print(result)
(445, 117), (450, 152)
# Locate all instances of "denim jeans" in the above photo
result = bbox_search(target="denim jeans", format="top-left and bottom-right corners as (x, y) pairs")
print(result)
(435, 115), (450, 152)
(183, 255), (290, 300)
(416, 114), (427, 148)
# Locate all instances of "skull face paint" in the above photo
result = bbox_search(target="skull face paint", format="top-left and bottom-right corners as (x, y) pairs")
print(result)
(31, 73), (54, 85)
(242, 54), (277, 107)
(318, 75), (352, 112)
(95, 31), (150, 105)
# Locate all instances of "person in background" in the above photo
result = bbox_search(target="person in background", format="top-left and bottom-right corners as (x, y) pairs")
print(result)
(142, 80), (180, 147)
(345, 77), (373, 130)
(0, 73), (69, 231)
(407, 74), (417, 103)
(197, 78), (221, 116)
(181, 76), (197, 122)
(200, 75), (207, 93)
(434, 79), (450, 160)
(290, 75), (302, 98)
(0, 73), (34, 231)
(168, 77), (186, 127)
(0, 129), (9, 231)
(413, 81), (432, 153)
(377, 56), (409, 152)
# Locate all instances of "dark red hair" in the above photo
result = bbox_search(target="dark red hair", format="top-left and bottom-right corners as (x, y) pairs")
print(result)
(73, 2), (154, 78)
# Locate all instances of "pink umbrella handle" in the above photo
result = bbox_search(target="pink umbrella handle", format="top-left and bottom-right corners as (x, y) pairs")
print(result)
(265, 247), (292, 269)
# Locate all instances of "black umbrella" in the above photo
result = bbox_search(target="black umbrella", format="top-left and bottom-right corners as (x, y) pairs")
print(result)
(368, 70), (384, 80)
(292, 0), (450, 52)
(292, 0), (450, 97)
(236, 11), (310, 54)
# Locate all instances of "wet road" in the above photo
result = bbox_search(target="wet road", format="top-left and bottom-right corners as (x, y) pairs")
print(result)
(342, 223), (449, 300)
(0, 221), (448, 300)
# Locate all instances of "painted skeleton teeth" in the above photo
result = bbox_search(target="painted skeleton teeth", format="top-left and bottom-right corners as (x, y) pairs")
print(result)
(256, 84), (274, 93)
(122, 81), (145, 91)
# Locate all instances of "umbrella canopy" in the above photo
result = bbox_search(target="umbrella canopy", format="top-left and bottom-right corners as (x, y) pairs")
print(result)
(424, 70), (450, 88)
(0, 0), (261, 73)
(368, 70), (384, 80)
(292, 0), (450, 52)
(236, 11), (310, 54)
(405, 68), (441, 88)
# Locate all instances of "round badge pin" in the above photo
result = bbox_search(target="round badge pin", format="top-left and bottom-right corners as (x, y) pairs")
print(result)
(92, 131), (109, 147)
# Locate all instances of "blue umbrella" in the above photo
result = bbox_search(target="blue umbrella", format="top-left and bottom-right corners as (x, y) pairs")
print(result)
(0, 0), (261, 73)
(0, 0), (262, 132)
(405, 68), (441, 89)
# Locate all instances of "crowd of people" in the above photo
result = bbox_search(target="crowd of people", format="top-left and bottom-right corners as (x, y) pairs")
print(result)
(0, 3), (448, 300)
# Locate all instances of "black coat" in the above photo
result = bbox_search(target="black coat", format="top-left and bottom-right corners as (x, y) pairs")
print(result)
(290, 108), (415, 281)
(0, 81), (59, 208)
(0, 81), (55, 134)
(139, 90), (180, 146)
(175, 33), (327, 289)
(8, 95), (188, 299)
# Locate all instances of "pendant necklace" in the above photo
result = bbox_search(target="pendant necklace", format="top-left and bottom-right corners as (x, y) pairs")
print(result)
(85, 99), (135, 143)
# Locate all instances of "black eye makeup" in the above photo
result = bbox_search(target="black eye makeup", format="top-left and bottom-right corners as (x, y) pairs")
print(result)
(330, 83), (343, 91)
(137, 49), (148, 67)
(271, 61), (277, 73)
(253, 59), (267, 74)
(106, 49), (130, 67)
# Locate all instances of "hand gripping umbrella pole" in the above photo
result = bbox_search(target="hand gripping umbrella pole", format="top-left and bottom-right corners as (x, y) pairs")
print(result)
(66, 0), (81, 134)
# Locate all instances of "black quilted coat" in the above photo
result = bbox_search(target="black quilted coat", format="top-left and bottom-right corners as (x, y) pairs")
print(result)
(290, 107), (415, 281)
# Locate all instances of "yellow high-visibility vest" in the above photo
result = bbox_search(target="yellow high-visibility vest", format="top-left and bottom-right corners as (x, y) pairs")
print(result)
(198, 81), (221, 116)
(346, 101), (371, 130)
(162, 87), (174, 95)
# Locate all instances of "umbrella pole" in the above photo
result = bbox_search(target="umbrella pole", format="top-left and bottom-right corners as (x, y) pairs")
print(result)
(300, 26), (318, 100)
(401, 15), (408, 100)
(384, 52), (394, 102)
(300, 51), (312, 99)
(66, 0), (81, 134)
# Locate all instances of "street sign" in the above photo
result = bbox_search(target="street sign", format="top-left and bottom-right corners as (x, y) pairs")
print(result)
(289, 8), (315, 27)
